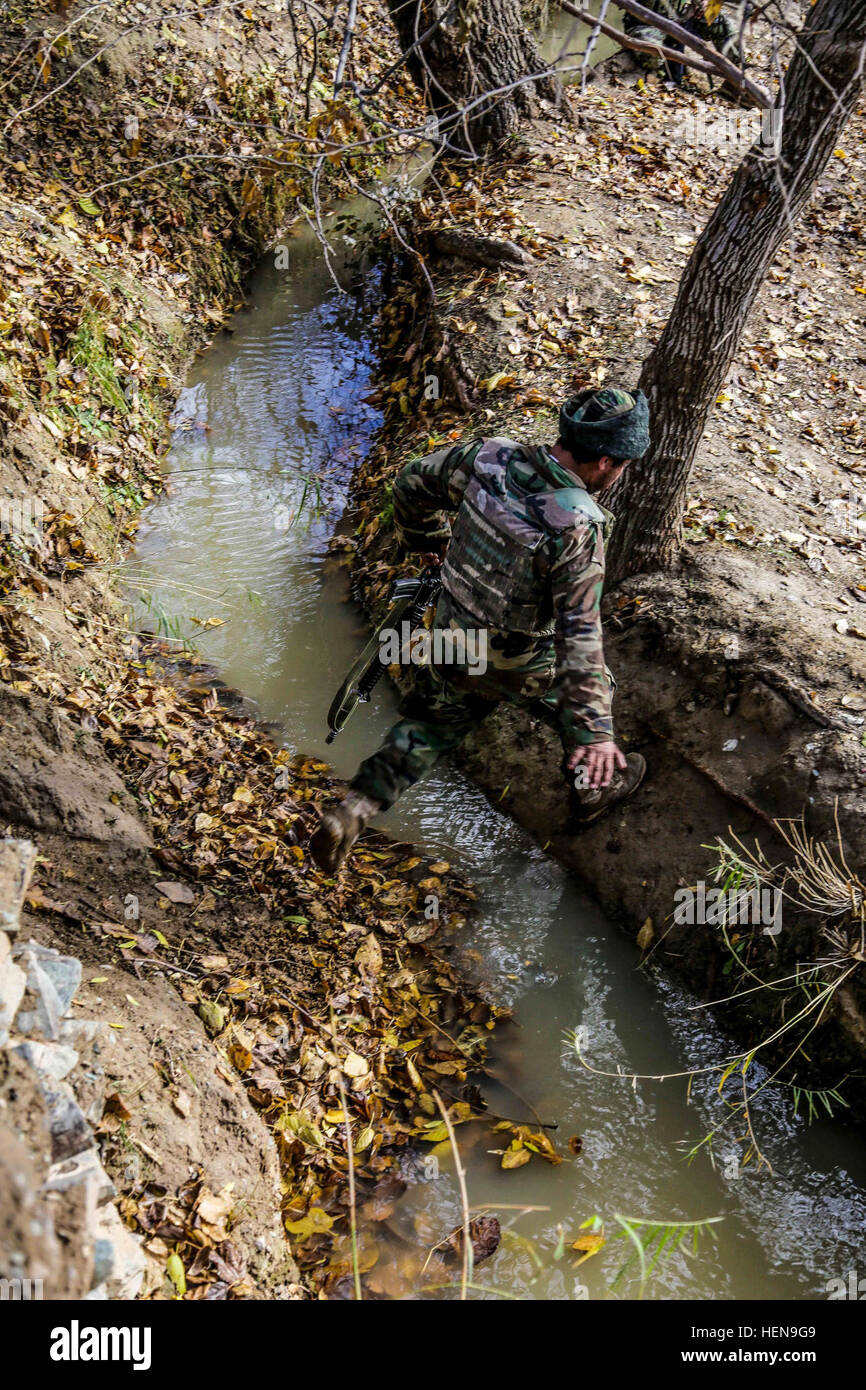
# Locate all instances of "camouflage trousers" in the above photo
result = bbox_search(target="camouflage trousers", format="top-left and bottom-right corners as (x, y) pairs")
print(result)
(351, 661), (614, 809)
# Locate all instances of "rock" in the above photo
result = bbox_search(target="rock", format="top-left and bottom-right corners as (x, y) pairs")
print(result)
(58, 1017), (112, 1048)
(13, 941), (82, 1039)
(22, 941), (82, 1013)
(42, 1084), (93, 1163)
(0, 934), (26, 1047)
(14, 1038), (79, 1083)
(0, 1120), (64, 1293)
(42, 1148), (115, 1204)
(91, 1236), (115, 1286)
(91, 1202), (146, 1300)
(0, 838), (37, 936)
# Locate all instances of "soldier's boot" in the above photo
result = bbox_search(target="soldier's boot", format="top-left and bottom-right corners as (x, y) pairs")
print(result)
(309, 790), (382, 874)
(571, 753), (646, 827)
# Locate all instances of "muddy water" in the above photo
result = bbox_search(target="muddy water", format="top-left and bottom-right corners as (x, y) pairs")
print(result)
(538, 2), (622, 79)
(129, 222), (866, 1301)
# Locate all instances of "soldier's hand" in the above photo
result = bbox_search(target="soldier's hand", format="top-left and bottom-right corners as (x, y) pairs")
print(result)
(568, 741), (627, 790)
(418, 550), (445, 568)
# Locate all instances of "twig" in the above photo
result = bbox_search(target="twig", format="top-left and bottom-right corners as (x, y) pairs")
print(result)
(336, 1064), (362, 1301)
(434, 1091), (472, 1300)
(334, 0), (358, 93)
(559, 0), (724, 80)
(561, 0), (772, 107)
(749, 663), (852, 732)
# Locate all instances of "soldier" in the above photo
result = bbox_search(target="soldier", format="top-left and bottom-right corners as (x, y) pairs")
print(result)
(622, 0), (743, 86)
(310, 388), (651, 874)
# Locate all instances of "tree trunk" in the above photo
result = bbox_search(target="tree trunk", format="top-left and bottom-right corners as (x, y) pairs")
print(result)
(603, 0), (866, 585)
(386, 0), (561, 154)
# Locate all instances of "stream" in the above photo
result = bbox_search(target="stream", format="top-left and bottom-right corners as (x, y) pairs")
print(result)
(127, 208), (866, 1302)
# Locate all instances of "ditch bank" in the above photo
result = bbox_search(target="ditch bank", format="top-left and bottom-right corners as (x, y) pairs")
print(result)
(0, 1), (500, 1300)
(347, 77), (866, 1114)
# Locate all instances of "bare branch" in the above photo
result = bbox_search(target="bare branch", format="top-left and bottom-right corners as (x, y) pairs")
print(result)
(334, 0), (359, 93)
(558, 0), (773, 106)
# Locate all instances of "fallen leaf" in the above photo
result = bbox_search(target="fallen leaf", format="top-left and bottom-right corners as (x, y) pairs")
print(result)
(637, 917), (654, 951)
(354, 933), (383, 977)
(166, 1252), (186, 1295)
(501, 1140), (531, 1170)
(284, 1207), (334, 1239)
(155, 880), (195, 905)
(342, 1051), (369, 1079)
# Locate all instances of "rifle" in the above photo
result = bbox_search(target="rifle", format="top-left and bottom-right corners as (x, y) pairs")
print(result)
(325, 565), (442, 743)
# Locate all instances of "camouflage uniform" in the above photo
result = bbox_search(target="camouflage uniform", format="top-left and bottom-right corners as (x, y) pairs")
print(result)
(351, 435), (616, 809)
(623, 0), (741, 79)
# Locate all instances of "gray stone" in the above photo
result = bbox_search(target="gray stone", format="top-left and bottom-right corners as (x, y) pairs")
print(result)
(58, 1018), (112, 1049)
(76, 1071), (109, 1128)
(43, 1083), (93, 1162)
(15, 1038), (79, 1083)
(92, 1237), (115, 1286)
(92, 1203), (146, 1301)
(0, 940), (26, 1046)
(57, 1019), (115, 1123)
(20, 940), (82, 1011)
(0, 838), (37, 936)
(13, 942), (82, 1039)
(42, 1148), (115, 1204)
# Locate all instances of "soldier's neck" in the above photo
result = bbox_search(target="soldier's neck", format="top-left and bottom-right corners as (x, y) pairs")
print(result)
(548, 442), (593, 491)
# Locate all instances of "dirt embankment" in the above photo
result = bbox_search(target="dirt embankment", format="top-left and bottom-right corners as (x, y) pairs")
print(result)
(0, 1), (502, 1300)
(348, 53), (866, 1111)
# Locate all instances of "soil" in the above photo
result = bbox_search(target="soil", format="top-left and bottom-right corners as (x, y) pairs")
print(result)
(0, 0), (499, 1300)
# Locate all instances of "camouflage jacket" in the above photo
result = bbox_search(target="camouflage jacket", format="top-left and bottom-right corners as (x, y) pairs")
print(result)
(623, 0), (739, 61)
(392, 436), (614, 750)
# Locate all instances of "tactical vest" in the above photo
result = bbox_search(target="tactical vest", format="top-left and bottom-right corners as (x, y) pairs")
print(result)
(441, 437), (609, 634)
